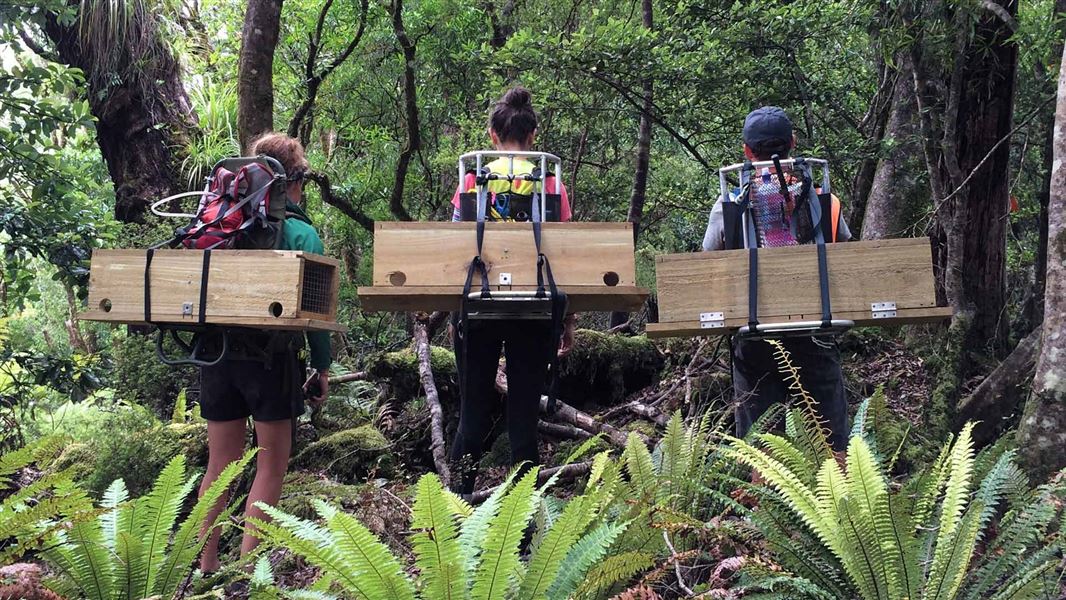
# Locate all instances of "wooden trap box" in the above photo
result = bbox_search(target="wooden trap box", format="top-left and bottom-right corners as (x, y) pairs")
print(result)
(357, 222), (649, 312)
(646, 238), (953, 338)
(81, 249), (346, 332)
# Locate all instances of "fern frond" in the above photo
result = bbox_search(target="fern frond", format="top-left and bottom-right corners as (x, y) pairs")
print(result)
(912, 441), (952, 529)
(249, 555), (281, 600)
(925, 423), (976, 599)
(322, 502), (415, 600)
(573, 550), (654, 599)
(155, 450), (256, 596)
(658, 412), (689, 496)
(964, 477), (1064, 598)
(927, 451), (1019, 600)
(845, 436), (906, 600)
(114, 530), (147, 600)
(546, 519), (630, 600)
(767, 340), (832, 463)
(410, 473), (466, 600)
(63, 517), (116, 600)
(459, 468), (520, 573)
(725, 437), (827, 543)
(250, 507), (379, 600)
(758, 432), (816, 486)
(471, 467), (541, 600)
(99, 479), (129, 555)
(518, 494), (598, 600)
(133, 454), (197, 598)
(622, 433), (655, 500)
(981, 548), (1061, 600)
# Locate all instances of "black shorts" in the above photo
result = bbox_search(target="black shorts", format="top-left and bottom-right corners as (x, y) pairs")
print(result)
(199, 351), (305, 422)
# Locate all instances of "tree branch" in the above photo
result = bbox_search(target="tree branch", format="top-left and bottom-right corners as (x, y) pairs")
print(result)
(386, 0), (418, 221)
(305, 171), (375, 232)
(415, 317), (451, 486)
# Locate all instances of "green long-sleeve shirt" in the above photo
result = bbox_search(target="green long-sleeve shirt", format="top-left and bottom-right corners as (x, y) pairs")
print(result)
(281, 216), (332, 371)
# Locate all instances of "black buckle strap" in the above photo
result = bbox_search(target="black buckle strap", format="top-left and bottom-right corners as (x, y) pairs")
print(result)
(747, 247), (759, 329)
(816, 242), (832, 328)
(144, 248), (155, 323)
(198, 249), (212, 324)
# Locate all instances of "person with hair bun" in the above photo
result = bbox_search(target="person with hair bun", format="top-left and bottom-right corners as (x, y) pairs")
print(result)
(448, 86), (577, 497)
(195, 132), (332, 572)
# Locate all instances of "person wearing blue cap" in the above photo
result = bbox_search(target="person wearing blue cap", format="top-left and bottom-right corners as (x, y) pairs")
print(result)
(703, 106), (853, 452)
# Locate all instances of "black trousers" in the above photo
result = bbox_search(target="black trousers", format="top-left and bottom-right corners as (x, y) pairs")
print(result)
(450, 316), (554, 495)
(732, 336), (849, 452)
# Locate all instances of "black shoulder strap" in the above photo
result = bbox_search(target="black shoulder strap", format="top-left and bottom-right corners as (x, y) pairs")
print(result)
(144, 248), (155, 323)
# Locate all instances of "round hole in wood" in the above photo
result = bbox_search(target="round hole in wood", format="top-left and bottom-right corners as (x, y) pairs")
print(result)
(389, 271), (407, 286)
(100, 299), (112, 313)
(603, 271), (620, 287)
(269, 302), (284, 317)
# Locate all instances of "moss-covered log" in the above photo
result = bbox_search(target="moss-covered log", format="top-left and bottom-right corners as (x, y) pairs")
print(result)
(291, 424), (394, 483)
(368, 345), (457, 403)
(559, 330), (664, 407)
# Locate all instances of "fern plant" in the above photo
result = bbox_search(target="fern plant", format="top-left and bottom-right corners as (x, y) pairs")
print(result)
(249, 465), (637, 600)
(0, 437), (94, 564)
(727, 393), (1065, 600)
(39, 451), (255, 600)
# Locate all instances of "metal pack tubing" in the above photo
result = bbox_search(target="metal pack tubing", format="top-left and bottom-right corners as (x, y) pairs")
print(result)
(737, 319), (854, 338)
(719, 157), (831, 193)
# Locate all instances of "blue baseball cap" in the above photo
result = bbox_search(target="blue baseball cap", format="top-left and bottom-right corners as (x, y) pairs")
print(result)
(743, 106), (794, 153)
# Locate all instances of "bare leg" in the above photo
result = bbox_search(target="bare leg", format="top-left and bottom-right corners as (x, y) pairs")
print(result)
(199, 419), (247, 573)
(240, 419), (293, 556)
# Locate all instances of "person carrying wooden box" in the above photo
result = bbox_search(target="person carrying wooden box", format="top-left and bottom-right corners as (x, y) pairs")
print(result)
(702, 107), (852, 452)
(195, 133), (333, 572)
(447, 86), (577, 496)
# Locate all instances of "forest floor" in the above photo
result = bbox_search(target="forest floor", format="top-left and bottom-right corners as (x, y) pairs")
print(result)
(188, 328), (936, 598)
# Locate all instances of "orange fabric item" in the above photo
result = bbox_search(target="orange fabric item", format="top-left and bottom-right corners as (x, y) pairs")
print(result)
(830, 196), (841, 242)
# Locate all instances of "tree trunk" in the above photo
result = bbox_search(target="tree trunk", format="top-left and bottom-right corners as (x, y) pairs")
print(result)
(862, 58), (919, 240)
(237, 0), (283, 151)
(387, 0), (418, 222)
(1016, 41), (1066, 481)
(626, 0), (654, 242)
(938, 7), (1016, 356)
(847, 56), (894, 231)
(44, 8), (197, 223)
(914, 2), (1016, 358)
(609, 0), (653, 328)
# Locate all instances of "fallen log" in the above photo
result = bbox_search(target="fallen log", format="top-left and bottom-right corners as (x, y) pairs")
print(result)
(470, 460), (593, 503)
(494, 367), (633, 447)
(538, 420), (591, 440)
(329, 371), (369, 384)
(415, 316), (451, 487)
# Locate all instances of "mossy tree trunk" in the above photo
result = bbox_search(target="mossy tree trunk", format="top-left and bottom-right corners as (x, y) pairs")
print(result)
(1017, 41), (1066, 481)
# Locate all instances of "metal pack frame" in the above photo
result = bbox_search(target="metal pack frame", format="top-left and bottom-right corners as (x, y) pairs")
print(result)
(717, 156), (853, 339)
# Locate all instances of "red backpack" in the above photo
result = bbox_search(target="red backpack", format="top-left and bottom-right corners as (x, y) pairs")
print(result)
(171, 157), (288, 250)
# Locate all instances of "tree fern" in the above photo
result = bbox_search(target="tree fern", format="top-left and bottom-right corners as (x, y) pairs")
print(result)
(411, 473), (466, 600)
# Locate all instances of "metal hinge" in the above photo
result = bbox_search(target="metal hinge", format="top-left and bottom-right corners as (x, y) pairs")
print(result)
(699, 311), (725, 329)
(871, 301), (897, 319)
(182, 302), (194, 317)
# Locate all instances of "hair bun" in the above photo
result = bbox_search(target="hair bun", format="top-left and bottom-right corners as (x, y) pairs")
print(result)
(502, 86), (532, 109)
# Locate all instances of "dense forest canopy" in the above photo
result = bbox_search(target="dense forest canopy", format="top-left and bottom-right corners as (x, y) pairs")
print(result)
(1, 0), (1065, 597)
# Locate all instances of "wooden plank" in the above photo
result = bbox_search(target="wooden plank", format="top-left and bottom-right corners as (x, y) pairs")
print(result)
(80, 312), (348, 332)
(83, 249), (344, 331)
(357, 285), (649, 313)
(372, 222), (637, 288)
(645, 306), (953, 338)
(656, 238), (938, 325)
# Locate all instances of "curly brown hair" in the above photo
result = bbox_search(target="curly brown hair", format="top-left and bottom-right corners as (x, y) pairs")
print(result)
(248, 132), (310, 179)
